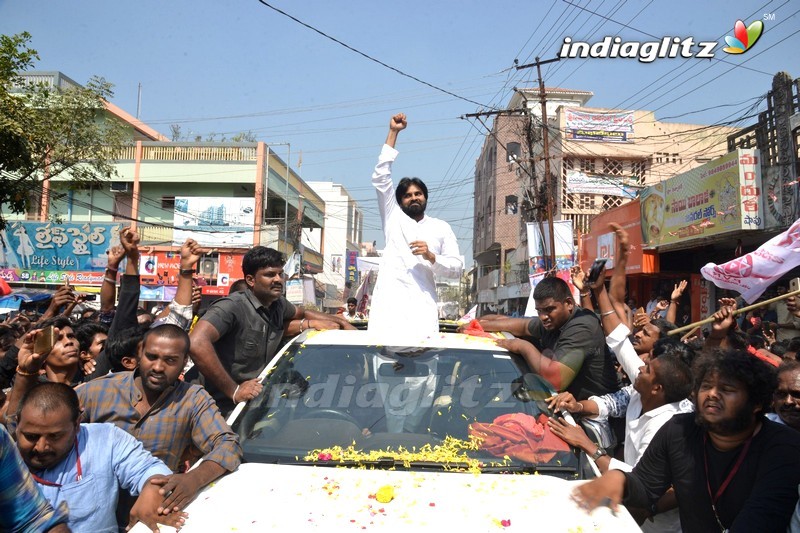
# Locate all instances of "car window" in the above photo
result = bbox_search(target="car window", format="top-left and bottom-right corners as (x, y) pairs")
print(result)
(232, 343), (581, 476)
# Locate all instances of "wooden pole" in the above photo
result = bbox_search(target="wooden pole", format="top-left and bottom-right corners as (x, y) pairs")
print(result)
(668, 289), (800, 336)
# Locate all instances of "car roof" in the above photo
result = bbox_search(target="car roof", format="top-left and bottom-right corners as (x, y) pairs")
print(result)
(297, 329), (510, 352)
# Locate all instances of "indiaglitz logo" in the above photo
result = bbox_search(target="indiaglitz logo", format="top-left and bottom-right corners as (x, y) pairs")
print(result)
(722, 19), (764, 54)
(558, 19), (765, 62)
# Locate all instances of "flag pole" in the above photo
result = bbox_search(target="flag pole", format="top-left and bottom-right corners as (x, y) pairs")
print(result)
(668, 288), (800, 336)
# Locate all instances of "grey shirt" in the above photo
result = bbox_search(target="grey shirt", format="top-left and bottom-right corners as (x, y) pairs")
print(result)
(199, 290), (296, 409)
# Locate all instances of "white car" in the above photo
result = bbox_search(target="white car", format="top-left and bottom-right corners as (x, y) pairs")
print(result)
(137, 330), (638, 532)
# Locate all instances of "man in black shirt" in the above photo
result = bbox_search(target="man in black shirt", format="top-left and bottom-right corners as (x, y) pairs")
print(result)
(574, 348), (800, 532)
(483, 276), (618, 400)
(189, 246), (354, 416)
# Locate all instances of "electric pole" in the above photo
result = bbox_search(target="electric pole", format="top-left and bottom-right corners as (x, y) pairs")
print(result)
(516, 56), (560, 273)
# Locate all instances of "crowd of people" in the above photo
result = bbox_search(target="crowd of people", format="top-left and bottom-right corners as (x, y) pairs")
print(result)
(0, 227), (355, 532)
(2, 112), (799, 531)
(479, 222), (800, 532)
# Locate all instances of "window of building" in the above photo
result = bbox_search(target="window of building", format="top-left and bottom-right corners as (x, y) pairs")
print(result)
(580, 158), (595, 173)
(161, 196), (175, 209)
(578, 194), (595, 210)
(603, 159), (623, 176)
(505, 195), (518, 215)
(631, 160), (647, 184)
(602, 195), (623, 210)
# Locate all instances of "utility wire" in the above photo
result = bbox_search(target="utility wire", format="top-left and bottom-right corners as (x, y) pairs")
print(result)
(254, 0), (493, 110)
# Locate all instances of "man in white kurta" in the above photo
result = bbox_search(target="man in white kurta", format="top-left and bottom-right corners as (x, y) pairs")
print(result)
(369, 113), (463, 342)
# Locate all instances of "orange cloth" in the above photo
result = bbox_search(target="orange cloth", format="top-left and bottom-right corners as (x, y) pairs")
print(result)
(461, 319), (495, 338)
(469, 413), (570, 463)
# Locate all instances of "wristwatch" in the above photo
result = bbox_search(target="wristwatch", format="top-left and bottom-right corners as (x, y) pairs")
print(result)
(590, 447), (608, 460)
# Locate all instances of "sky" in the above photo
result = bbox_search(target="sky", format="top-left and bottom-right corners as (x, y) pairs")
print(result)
(1, 0), (798, 267)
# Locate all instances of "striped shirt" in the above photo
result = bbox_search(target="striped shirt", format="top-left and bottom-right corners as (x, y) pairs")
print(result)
(75, 370), (241, 473)
(0, 425), (69, 532)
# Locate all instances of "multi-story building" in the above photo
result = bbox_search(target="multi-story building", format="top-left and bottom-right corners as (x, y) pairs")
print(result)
(473, 87), (736, 314)
(305, 181), (363, 311)
(2, 72), (325, 306)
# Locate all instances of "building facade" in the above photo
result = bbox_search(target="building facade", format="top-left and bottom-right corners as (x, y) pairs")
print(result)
(305, 181), (363, 311)
(473, 87), (735, 314)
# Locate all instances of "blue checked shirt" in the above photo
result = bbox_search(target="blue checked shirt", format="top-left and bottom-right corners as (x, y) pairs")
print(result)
(76, 371), (241, 473)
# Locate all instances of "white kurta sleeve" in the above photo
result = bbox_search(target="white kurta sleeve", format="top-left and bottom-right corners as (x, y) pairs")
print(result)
(372, 144), (399, 227)
(429, 222), (463, 279)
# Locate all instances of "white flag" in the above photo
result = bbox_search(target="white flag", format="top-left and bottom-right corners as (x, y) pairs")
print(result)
(460, 305), (477, 321)
(700, 217), (800, 303)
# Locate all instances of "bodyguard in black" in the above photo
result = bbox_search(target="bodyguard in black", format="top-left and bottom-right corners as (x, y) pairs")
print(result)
(574, 349), (800, 532)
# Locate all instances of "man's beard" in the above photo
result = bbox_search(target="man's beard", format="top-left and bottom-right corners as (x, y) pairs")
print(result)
(401, 200), (426, 218)
(695, 401), (756, 436)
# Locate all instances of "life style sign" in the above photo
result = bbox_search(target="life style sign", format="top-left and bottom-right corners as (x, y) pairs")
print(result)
(0, 222), (120, 282)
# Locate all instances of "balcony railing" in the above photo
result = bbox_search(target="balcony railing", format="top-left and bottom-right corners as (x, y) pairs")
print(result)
(141, 144), (257, 162)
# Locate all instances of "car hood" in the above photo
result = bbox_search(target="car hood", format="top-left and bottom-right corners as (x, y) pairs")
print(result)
(140, 463), (639, 532)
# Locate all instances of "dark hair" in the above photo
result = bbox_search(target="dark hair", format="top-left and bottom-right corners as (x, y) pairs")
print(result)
(74, 322), (109, 353)
(771, 340), (788, 358)
(748, 334), (766, 350)
(532, 277), (572, 303)
(395, 177), (428, 205)
(106, 326), (145, 372)
(242, 246), (285, 277)
(654, 354), (692, 404)
(229, 279), (249, 294)
(650, 318), (676, 338)
(18, 382), (80, 423)
(692, 349), (777, 417)
(652, 336), (697, 368)
(142, 324), (190, 357)
(36, 316), (73, 331)
(787, 337), (800, 353)
(777, 358), (800, 377)
(726, 329), (749, 351)
(347, 297), (358, 305)
(0, 325), (17, 351)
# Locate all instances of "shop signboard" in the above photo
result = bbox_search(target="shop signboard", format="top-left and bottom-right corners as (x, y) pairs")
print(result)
(139, 251), (243, 288)
(564, 108), (634, 143)
(0, 222), (120, 285)
(640, 149), (763, 249)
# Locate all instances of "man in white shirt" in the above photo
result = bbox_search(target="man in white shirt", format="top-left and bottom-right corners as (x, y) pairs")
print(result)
(548, 266), (692, 532)
(368, 113), (463, 340)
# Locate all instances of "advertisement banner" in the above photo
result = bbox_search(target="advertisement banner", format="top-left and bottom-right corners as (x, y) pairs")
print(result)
(640, 149), (763, 249)
(527, 220), (575, 275)
(565, 169), (638, 198)
(346, 250), (359, 285)
(286, 279), (303, 305)
(173, 197), (255, 247)
(0, 222), (120, 285)
(139, 251), (244, 287)
(564, 108), (634, 143)
(578, 199), (657, 275)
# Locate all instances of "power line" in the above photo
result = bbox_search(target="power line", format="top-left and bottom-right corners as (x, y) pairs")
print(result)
(254, 0), (494, 110)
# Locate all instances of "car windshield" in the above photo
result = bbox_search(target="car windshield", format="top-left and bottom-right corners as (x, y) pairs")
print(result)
(232, 341), (582, 477)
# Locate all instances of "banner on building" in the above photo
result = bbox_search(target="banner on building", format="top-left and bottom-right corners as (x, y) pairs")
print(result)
(565, 108), (634, 143)
(578, 199), (658, 275)
(565, 169), (638, 198)
(0, 222), (120, 285)
(527, 220), (575, 274)
(640, 149), (763, 249)
(700, 217), (800, 303)
(346, 250), (359, 285)
(173, 197), (255, 247)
